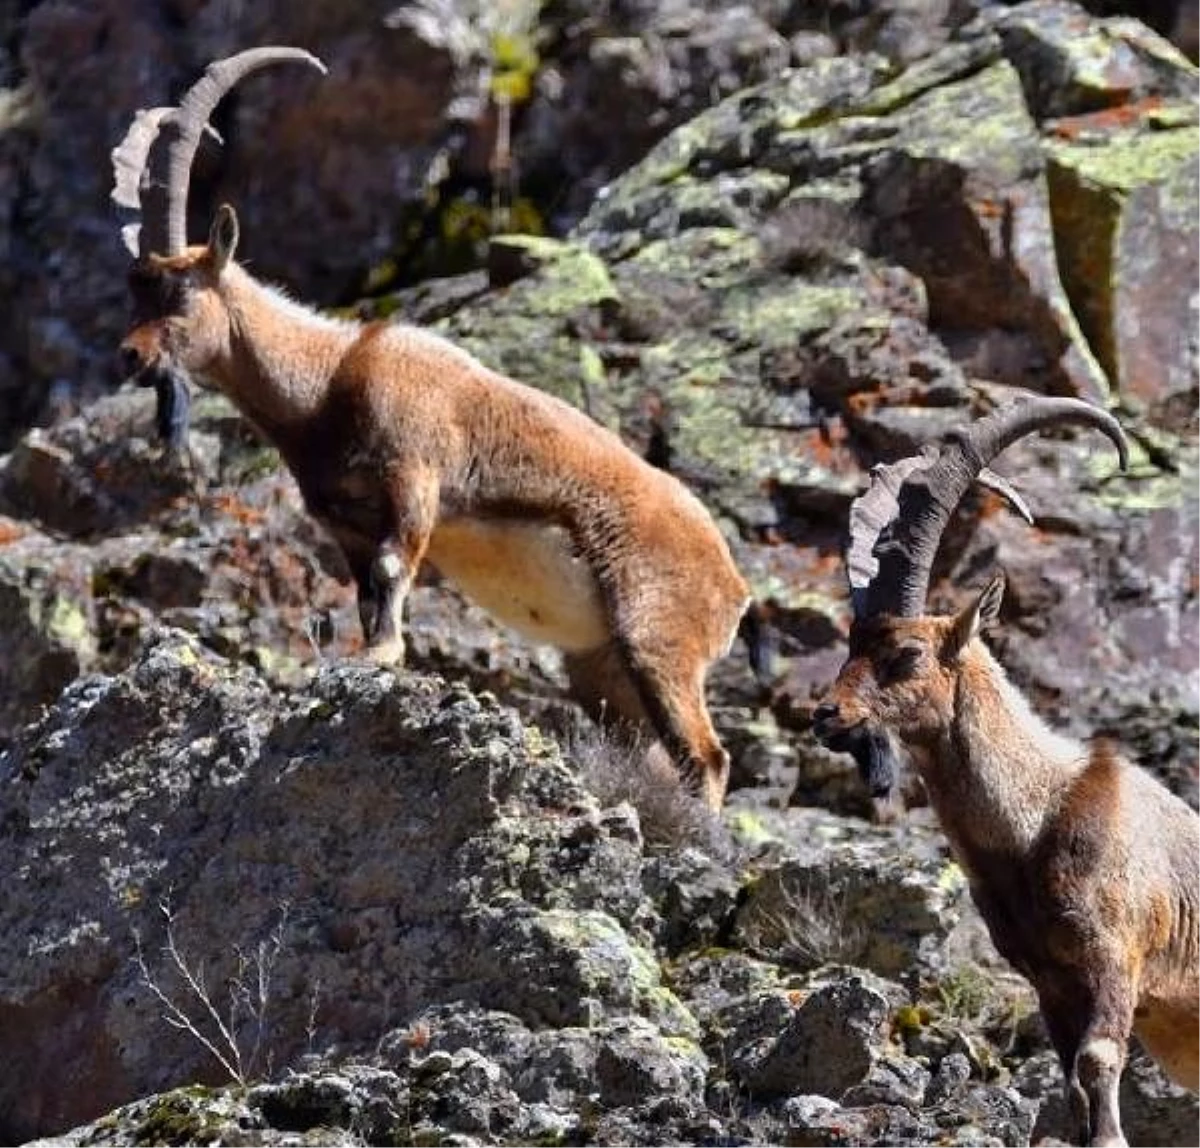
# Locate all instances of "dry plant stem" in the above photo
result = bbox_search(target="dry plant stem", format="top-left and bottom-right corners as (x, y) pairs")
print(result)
(133, 899), (290, 1087)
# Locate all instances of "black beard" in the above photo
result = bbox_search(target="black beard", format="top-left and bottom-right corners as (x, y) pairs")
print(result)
(854, 726), (899, 799)
(823, 724), (898, 799)
(137, 365), (192, 449)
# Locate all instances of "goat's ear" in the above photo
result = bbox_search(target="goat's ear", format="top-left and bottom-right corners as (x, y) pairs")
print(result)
(208, 204), (240, 271)
(945, 572), (1005, 660)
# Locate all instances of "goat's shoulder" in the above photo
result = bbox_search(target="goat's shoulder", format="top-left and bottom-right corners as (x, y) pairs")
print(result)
(962, 745), (1126, 979)
(1037, 738), (1125, 876)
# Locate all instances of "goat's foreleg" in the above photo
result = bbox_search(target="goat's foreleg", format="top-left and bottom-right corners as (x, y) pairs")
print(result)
(1074, 980), (1134, 1148)
(355, 467), (439, 666)
(1041, 966), (1134, 1148)
(564, 642), (729, 808)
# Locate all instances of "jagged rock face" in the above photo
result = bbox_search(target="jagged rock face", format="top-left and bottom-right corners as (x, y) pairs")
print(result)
(11, 636), (1191, 1148)
(1, 654), (1195, 1140)
(0, 4), (1195, 800)
(0, 0), (971, 450)
(0, 634), (663, 1139)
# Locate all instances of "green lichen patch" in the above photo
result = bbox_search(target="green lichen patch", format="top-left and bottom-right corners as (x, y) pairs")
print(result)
(437, 239), (622, 414)
(487, 235), (619, 318)
(537, 908), (701, 1040)
(718, 283), (863, 350)
(859, 35), (1002, 118)
(1048, 121), (1199, 214)
(1089, 439), (1199, 513)
(41, 593), (93, 649)
(891, 59), (1041, 181)
(129, 1086), (230, 1146)
(1047, 120), (1198, 396)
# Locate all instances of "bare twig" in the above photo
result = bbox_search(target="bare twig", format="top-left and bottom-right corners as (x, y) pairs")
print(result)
(133, 898), (291, 1087)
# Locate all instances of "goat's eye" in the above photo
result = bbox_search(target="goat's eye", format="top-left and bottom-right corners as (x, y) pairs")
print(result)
(882, 645), (923, 683)
(129, 269), (186, 317)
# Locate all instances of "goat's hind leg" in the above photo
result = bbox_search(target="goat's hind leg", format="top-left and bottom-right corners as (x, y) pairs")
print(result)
(616, 638), (730, 812)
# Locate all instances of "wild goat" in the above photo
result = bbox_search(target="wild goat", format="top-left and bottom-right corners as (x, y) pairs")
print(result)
(111, 48), (751, 810)
(813, 397), (1199, 1146)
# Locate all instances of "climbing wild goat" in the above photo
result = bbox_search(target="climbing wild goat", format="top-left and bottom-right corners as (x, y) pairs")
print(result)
(812, 397), (1199, 1147)
(111, 48), (750, 810)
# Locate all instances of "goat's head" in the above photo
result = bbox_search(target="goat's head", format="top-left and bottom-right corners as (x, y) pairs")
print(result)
(111, 49), (325, 435)
(119, 206), (242, 384)
(813, 397), (1130, 795)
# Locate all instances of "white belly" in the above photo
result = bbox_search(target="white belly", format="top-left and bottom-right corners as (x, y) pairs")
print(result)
(426, 518), (610, 651)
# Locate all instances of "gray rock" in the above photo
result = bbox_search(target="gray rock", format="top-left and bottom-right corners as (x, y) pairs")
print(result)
(733, 824), (967, 977)
(0, 632), (677, 1140)
(721, 974), (898, 1099)
(986, 0), (1198, 120)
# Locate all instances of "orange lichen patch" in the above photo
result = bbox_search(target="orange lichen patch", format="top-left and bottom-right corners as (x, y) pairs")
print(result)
(975, 488), (1014, 520)
(1046, 96), (1165, 140)
(807, 434), (840, 470)
(206, 492), (267, 527)
(846, 390), (881, 416)
(774, 423), (859, 476)
(972, 195), (1009, 220)
(402, 1021), (432, 1050)
(0, 518), (28, 545)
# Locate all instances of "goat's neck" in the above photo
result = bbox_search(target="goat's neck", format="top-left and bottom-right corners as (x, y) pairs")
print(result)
(210, 264), (358, 435)
(921, 642), (1084, 858)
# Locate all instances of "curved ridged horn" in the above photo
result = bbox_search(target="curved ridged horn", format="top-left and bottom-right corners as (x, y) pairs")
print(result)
(851, 397), (1129, 619)
(121, 47), (326, 258)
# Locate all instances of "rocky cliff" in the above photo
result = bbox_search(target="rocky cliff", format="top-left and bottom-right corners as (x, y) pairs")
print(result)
(0, 1), (1196, 1145)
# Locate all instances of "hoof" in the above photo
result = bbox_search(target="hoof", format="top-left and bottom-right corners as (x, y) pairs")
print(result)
(363, 638), (406, 667)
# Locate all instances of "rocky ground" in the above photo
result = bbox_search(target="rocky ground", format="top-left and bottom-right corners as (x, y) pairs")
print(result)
(0, 1), (1196, 1145)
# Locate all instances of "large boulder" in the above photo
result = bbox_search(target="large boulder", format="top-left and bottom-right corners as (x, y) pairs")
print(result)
(0, 632), (677, 1140)
(974, 1), (1200, 414)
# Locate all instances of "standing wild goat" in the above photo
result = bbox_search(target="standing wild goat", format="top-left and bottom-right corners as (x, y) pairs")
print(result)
(111, 48), (751, 810)
(813, 397), (1199, 1146)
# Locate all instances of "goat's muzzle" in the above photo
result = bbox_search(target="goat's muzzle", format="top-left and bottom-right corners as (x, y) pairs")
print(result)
(813, 704), (898, 799)
(812, 701), (850, 746)
(119, 342), (145, 381)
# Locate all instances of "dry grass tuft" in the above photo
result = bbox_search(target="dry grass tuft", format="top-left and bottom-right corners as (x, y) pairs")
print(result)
(566, 723), (734, 858)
